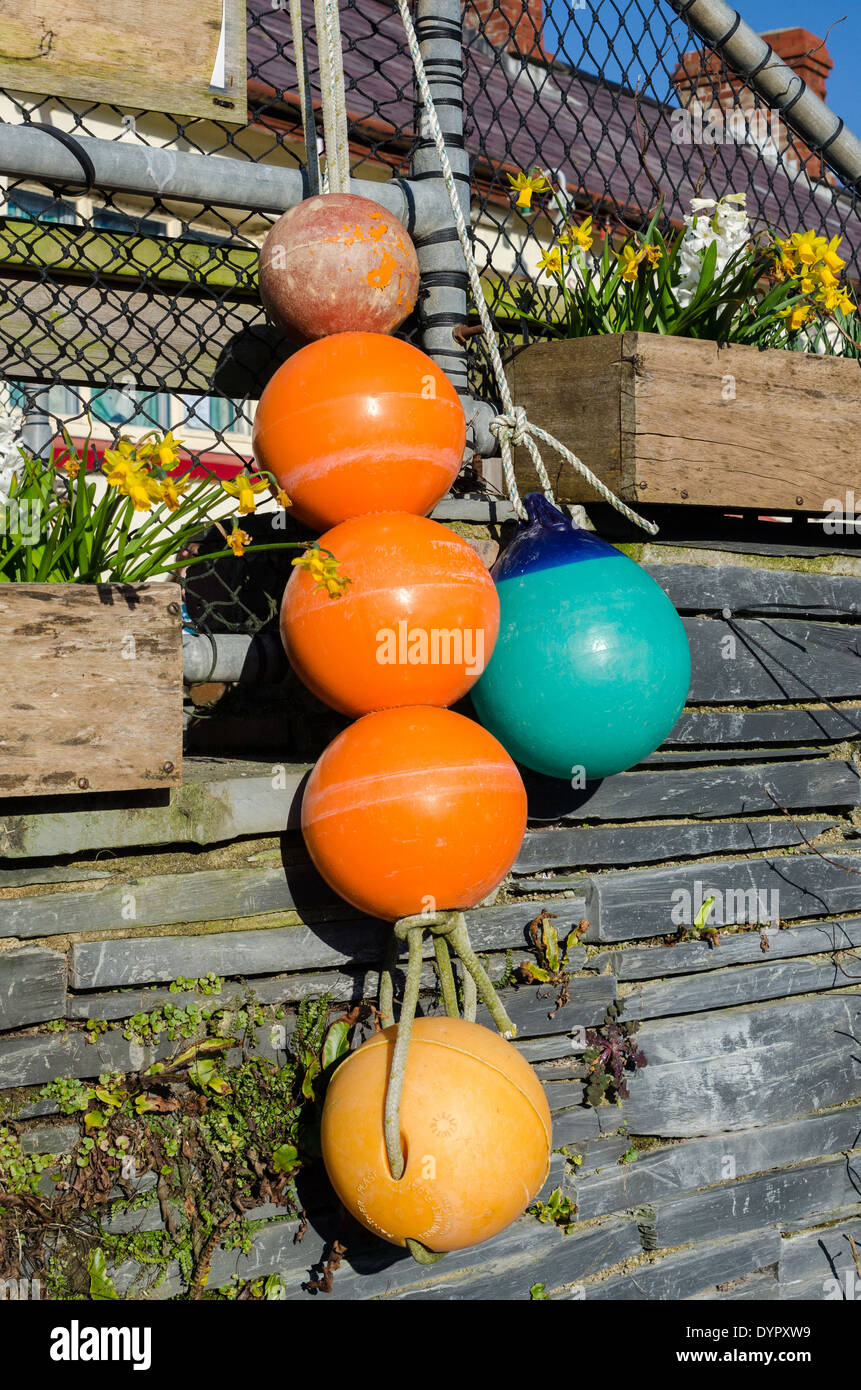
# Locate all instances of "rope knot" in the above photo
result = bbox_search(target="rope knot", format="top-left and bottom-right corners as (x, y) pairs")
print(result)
(490, 406), (529, 448)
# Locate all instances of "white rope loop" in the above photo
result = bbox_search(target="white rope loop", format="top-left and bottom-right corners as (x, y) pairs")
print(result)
(394, 0), (658, 537)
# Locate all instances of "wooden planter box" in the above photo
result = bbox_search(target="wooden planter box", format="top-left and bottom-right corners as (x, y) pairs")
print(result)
(506, 332), (861, 512)
(0, 582), (182, 798)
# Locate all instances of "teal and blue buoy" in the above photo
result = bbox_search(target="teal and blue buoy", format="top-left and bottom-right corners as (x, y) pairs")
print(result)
(471, 494), (691, 781)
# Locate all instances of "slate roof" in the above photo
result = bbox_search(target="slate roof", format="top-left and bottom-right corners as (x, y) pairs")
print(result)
(246, 0), (861, 277)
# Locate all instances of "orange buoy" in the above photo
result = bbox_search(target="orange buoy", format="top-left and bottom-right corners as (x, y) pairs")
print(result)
(301, 706), (527, 921)
(252, 333), (465, 532)
(259, 193), (420, 342)
(281, 512), (499, 716)
(321, 1016), (552, 1252)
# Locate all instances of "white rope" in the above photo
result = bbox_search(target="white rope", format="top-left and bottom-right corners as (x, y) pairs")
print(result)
(313, 0), (350, 195)
(394, 0), (658, 535)
(289, 0), (321, 196)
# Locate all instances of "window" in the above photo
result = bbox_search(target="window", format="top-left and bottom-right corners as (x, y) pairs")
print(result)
(179, 394), (252, 436)
(5, 189), (76, 224)
(90, 386), (170, 430)
(3, 382), (79, 417)
(92, 207), (166, 236)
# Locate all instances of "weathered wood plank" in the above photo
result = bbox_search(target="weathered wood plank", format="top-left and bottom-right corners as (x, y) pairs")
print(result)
(0, 583), (182, 797)
(0, 0), (245, 124)
(514, 819), (836, 873)
(571, 1229), (782, 1301)
(67, 899), (589, 990)
(622, 993), (861, 1137)
(647, 564), (861, 619)
(525, 759), (860, 825)
(587, 849), (861, 942)
(591, 915), (861, 980)
(0, 946), (66, 1030)
(651, 1155), (861, 1249)
(571, 1104), (861, 1222)
(685, 616), (861, 703)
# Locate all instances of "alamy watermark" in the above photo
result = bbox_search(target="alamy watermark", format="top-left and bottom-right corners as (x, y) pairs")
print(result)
(671, 102), (783, 150)
(375, 622), (485, 676)
(671, 879), (780, 928)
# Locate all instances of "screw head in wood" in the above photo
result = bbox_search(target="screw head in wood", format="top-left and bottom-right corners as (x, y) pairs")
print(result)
(796, 496), (804, 505)
(77, 777), (89, 790)
(680, 490), (688, 499)
(638, 481), (647, 490)
(162, 761), (174, 774)
(167, 601), (180, 616)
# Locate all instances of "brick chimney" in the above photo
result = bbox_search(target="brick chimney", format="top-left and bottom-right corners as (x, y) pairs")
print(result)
(672, 27), (834, 181)
(463, 0), (545, 58)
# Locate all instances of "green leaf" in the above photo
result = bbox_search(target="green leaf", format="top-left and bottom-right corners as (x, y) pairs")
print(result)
(87, 1248), (119, 1301)
(272, 1143), (299, 1174)
(321, 1020), (351, 1071)
(84, 1109), (107, 1131)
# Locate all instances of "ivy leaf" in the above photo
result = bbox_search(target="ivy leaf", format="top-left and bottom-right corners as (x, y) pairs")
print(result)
(84, 1110), (106, 1131)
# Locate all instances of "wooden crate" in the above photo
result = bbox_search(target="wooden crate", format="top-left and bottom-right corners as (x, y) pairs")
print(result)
(506, 332), (861, 512)
(0, 582), (182, 798)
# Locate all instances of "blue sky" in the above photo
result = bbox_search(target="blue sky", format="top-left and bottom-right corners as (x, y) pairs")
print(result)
(545, 0), (861, 136)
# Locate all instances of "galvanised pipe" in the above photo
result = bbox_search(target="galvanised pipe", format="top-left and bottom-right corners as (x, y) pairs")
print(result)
(667, 0), (861, 191)
(0, 121), (425, 221)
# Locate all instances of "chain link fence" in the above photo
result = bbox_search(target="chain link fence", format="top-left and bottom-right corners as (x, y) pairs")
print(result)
(1, 0), (858, 633)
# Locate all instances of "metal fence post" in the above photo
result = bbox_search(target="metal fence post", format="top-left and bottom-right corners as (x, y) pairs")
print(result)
(410, 0), (496, 460)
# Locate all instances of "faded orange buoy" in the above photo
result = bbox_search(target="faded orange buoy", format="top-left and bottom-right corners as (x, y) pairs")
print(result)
(281, 512), (499, 715)
(259, 193), (420, 341)
(252, 332), (465, 531)
(321, 1017), (552, 1252)
(301, 706), (527, 921)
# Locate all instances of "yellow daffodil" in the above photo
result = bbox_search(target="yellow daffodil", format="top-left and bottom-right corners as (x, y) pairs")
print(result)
(117, 467), (164, 513)
(817, 285), (843, 312)
(821, 235), (846, 275)
(536, 248), (563, 279)
(838, 289), (856, 315)
(618, 244), (645, 283)
(644, 245), (662, 268)
(161, 475), (191, 512)
(560, 215), (594, 253)
(102, 449), (137, 486)
(507, 169), (550, 212)
(815, 264), (839, 291)
(221, 469), (269, 515)
(800, 276), (816, 295)
(226, 526), (252, 557)
(292, 547), (351, 599)
(151, 431), (182, 468)
(780, 303), (814, 332)
(790, 230), (827, 267)
(62, 457), (81, 480)
(275, 487), (292, 508)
